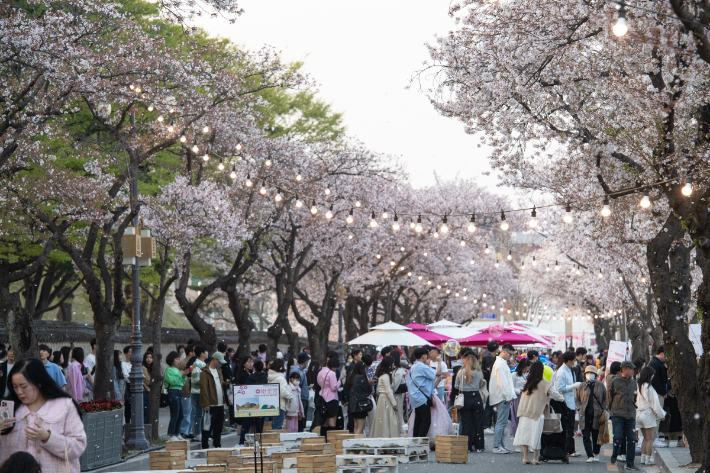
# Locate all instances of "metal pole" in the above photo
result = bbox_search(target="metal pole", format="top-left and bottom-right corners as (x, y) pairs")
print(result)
(126, 110), (150, 450)
(337, 301), (345, 365)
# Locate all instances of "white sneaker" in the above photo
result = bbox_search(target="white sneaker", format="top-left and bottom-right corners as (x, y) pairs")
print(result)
(647, 458), (656, 466)
(176, 434), (184, 440)
(569, 453), (582, 457)
(484, 428), (495, 434)
(618, 455), (627, 462)
(492, 447), (509, 454)
(168, 435), (180, 442)
(654, 438), (668, 448)
(641, 454), (647, 464)
(594, 455), (600, 462)
(587, 458), (595, 463)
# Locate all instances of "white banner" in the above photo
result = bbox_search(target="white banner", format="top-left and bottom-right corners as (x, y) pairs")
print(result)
(689, 324), (703, 358)
(607, 340), (627, 364)
(233, 383), (280, 418)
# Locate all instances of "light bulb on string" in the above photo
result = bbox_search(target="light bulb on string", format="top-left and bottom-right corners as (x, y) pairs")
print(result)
(682, 182), (692, 196)
(507, 250), (512, 261)
(467, 214), (476, 232)
(157, 115), (164, 122)
(418, 276), (423, 280)
(148, 104), (154, 112)
(168, 125), (174, 133)
(202, 153), (209, 162)
(392, 213), (400, 231)
(295, 197), (303, 208)
(259, 184), (267, 196)
(640, 195), (651, 208)
(409, 221), (416, 229)
(532, 256), (537, 266)
(598, 268), (603, 278)
(415, 215), (423, 233)
(236, 142), (242, 151)
(613, 2), (628, 37)
(601, 197), (611, 217)
(563, 202), (573, 224)
(521, 261), (526, 270)
(264, 158), (272, 167)
(229, 166), (237, 180)
(446, 255), (452, 261)
(554, 261), (560, 271)
(245, 174), (253, 188)
(203, 126), (209, 133)
(382, 211), (388, 219)
(575, 265), (581, 275)
(484, 243), (490, 254)
(274, 190), (283, 203)
(529, 206), (538, 228)
(180, 135), (186, 143)
(192, 144), (198, 153)
(326, 205), (333, 219)
(470, 259), (475, 264)
(310, 201), (318, 215)
(370, 211), (378, 228)
(296, 173), (302, 182)
(495, 260), (500, 268)
(324, 185), (331, 196)
(433, 231), (439, 239)
(218, 159), (225, 171)
(355, 200), (361, 208)
(440, 215), (449, 233)
(376, 254), (381, 259)
(500, 210), (509, 231)
(460, 239), (466, 246)
(346, 208), (354, 224)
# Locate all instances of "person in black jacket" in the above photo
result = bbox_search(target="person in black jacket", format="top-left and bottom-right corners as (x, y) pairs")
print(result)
(648, 345), (668, 445)
(481, 341), (498, 430)
(346, 361), (371, 434)
(238, 358), (268, 446)
(573, 347), (588, 382)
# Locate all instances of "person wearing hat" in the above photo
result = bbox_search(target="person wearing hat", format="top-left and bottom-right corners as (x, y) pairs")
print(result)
(608, 360), (639, 470)
(200, 352), (229, 449)
(575, 365), (607, 463)
(290, 352), (311, 432)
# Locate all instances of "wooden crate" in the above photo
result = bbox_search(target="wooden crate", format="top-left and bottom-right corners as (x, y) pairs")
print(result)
(166, 440), (190, 451)
(150, 450), (186, 470)
(302, 437), (326, 445)
(330, 433), (364, 455)
(197, 466), (228, 473)
(434, 435), (468, 464)
(260, 433), (283, 444)
(297, 454), (336, 473)
(208, 451), (234, 463)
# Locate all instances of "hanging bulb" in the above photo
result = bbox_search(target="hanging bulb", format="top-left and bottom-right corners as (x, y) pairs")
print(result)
(382, 211), (388, 219)
(168, 125), (174, 133)
(192, 144), (199, 153)
(640, 195), (651, 208)
(245, 174), (253, 187)
(563, 202), (573, 224)
(392, 212), (400, 231)
(484, 243), (490, 254)
(613, 5), (628, 37)
(310, 200), (318, 215)
(682, 182), (692, 196)
(157, 115), (164, 122)
(433, 231), (439, 239)
(202, 153), (209, 162)
(259, 184), (267, 195)
(500, 210), (509, 231)
(409, 221), (416, 229)
(355, 200), (361, 207)
(295, 197), (303, 208)
(203, 126), (209, 133)
(446, 255), (452, 261)
(345, 208), (354, 224)
(324, 185), (331, 195)
(598, 268), (603, 278)
(440, 215), (449, 233)
(554, 261), (560, 271)
(467, 214), (476, 232)
(470, 259), (475, 264)
(169, 107), (175, 113)
(296, 173), (302, 182)
(529, 206), (538, 228)
(507, 250), (512, 260)
(218, 159), (225, 171)
(495, 260), (500, 268)
(546, 264), (550, 271)
(532, 256), (537, 266)
(376, 254), (381, 259)
(521, 261), (526, 270)
(148, 105), (154, 112)
(264, 158), (272, 167)
(180, 135), (186, 143)
(460, 239), (466, 246)
(274, 190), (283, 202)
(229, 166), (237, 180)
(415, 215), (423, 233)
(326, 205), (333, 219)
(236, 142), (242, 151)
(370, 211), (378, 228)
(576, 266), (581, 275)
(601, 197), (611, 217)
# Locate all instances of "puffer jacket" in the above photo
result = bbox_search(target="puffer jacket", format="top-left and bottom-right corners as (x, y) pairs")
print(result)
(608, 375), (637, 420)
(268, 369), (293, 411)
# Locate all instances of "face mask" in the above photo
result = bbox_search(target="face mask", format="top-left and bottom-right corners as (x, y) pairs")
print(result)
(586, 374), (596, 381)
(522, 372), (529, 380)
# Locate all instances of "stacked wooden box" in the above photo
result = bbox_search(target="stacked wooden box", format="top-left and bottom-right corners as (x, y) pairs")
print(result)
(260, 432), (284, 444)
(166, 439), (191, 452)
(198, 465), (228, 473)
(272, 451), (303, 473)
(329, 433), (364, 455)
(300, 437), (332, 455)
(434, 436), (468, 464)
(228, 460), (276, 473)
(149, 450), (186, 470)
(296, 454), (337, 473)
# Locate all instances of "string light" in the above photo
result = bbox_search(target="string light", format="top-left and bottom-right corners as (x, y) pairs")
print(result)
(218, 159), (224, 171)
(192, 144), (199, 153)
(203, 126), (209, 133)
(355, 200), (362, 207)
(529, 206), (538, 228)
(259, 184), (267, 195)
(310, 200), (318, 215)
(415, 215), (423, 233)
(532, 256), (537, 266)
(236, 142), (242, 151)
(433, 231), (439, 239)
(180, 135), (186, 143)
(370, 211), (378, 228)
(507, 250), (512, 261)
(157, 115), (164, 122)
(521, 260), (526, 270)
(296, 173), (302, 182)
(168, 125), (174, 133)
(245, 174), (253, 188)
(598, 268), (603, 278)
(500, 210), (509, 231)
(295, 197), (303, 208)
(467, 214), (476, 232)
(484, 243), (490, 254)
(264, 158), (272, 167)
(640, 195), (651, 208)
(563, 203), (573, 224)
(446, 254), (452, 261)
(382, 211), (389, 219)
(613, 1), (628, 37)
(460, 239), (466, 246)
(229, 166), (237, 180)
(326, 205), (333, 219)
(148, 105), (154, 112)
(601, 197), (611, 217)
(554, 261), (560, 271)
(682, 182), (692, 196)
(202, 153), (209, 162)
(470, 259), (475, 264)
(346, 208), (354, 224)
(275, 190), (283, 202)
(392, 212), (400, 231)
(495, 260), (500, 268)
(440, 215), (449, 233)
(324, 185), (331, 195)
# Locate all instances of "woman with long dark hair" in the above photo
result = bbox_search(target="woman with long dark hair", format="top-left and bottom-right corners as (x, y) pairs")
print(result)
(164, 351), (189, 441)
(0, 359), (87, 472)
(235, 356), (253, 385)
(142, 352), (153, 425)
(390, 350), (406, 431)
(370, 356), (398, 437)
(513, 361), (564, 465)
(66, 347), (91, 402)
(636, 366), (665, 465)
(113, 350), (125, 402)
(59, 347), (71, 378)
(510, 358), (531, 447)
(306, 360), (321, 397)
(346, 361), (370, 434)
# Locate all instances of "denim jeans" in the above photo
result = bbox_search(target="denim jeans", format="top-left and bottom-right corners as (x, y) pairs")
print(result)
(611, 417), (636, 467)
(191, 393), (204, 436)
(180, 396), (192, 435)
(271, 409), (286, 430)
(493, 400), (511, 449)
(167, 389), (183, 436)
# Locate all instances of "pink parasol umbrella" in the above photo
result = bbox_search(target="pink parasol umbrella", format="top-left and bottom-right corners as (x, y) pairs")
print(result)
(459, 329), (544, 346)
(404, 323), (452, 345)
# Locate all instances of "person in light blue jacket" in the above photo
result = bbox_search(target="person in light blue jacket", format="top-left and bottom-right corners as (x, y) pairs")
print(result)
(406, 347), (440, 438)
(555, 351), (582, 457)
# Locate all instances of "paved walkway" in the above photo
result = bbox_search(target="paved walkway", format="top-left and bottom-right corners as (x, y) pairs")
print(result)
(655, 444), (696, 473)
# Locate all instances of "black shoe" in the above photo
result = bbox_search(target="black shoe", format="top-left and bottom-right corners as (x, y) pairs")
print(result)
(625, 465), (639, 471)
(611, 456), (617, 464)
(184, 434), (196, 439)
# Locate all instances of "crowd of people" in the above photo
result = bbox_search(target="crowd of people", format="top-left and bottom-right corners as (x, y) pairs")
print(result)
(0, 337), (685, 472)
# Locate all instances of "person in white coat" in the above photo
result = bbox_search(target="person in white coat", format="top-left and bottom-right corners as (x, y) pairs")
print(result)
(637, 367), (666, 465)
(490, 343), (517, 454)
(267, 359), (293, 430)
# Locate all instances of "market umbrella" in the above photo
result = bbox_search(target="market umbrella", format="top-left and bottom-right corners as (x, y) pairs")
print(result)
(427, 319), (461, 328)
(507, 322), (556, 339)
(347, 321), (431, 347)
(404, 323), (451, 345)
(459, 328), (544, 346)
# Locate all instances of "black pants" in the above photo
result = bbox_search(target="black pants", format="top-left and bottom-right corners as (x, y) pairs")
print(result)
(459, 391), (485, 451)
(299, 399), (309, 432)
(560, 404), (576, 454)
(483, 397), (496, 429)
(413, 404), (431, 438)
(582, 415), (600, 457)
(202, 406), (224, 449)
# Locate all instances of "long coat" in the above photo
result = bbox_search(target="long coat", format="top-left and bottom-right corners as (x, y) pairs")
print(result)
(370, 374), (399, 438)
(575, 380), (607, 430)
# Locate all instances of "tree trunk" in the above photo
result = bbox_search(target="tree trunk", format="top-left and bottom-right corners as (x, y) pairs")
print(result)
(344, 295), (359, 343)
(226, 288), (254, 361)
(93, 312), (118, 399)
(0, 290), (39, 360)
(175, 255), (217, 351)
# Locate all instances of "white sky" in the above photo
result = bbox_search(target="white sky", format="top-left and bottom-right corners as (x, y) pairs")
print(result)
(193, 0), (512, 194)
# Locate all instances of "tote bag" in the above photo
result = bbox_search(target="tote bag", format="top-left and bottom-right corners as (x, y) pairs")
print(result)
(542, 403), (563, 434)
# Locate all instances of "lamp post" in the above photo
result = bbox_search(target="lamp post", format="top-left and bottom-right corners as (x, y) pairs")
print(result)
(336, 287), (347, 365)
(126, 107), (150, 450)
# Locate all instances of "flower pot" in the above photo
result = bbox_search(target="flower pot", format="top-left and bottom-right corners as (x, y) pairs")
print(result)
(80, 408), (124, 470)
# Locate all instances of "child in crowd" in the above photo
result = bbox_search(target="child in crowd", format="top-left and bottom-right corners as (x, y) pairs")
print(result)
(286, 372), (304, 432)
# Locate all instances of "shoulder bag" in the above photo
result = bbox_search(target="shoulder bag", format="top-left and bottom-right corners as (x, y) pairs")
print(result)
(479, 378), (489, 405)
(410, 370), (433, 407)
(542, 403), (563, 434)
(453, 373), (465, 409)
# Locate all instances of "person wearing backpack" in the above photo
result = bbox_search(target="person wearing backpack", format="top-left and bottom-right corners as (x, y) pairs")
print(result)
(575, 365), (607, 463)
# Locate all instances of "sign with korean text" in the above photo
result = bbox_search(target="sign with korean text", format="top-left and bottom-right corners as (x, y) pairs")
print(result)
(233, 383), (280, 418)
(606, 340), (627, 364)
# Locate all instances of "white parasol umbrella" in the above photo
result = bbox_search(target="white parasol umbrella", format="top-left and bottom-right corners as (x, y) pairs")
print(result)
(347, 321), (431, 346)
(428, 325), (479, 340)
(427, 320), (461, 328)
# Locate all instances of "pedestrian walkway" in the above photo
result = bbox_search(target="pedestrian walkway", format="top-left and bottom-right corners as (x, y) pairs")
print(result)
(655, 444), (696, 473)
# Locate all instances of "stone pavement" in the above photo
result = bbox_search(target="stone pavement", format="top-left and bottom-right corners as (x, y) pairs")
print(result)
(654, 444), (696, 473)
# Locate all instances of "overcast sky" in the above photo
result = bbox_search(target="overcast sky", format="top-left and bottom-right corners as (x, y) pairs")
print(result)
(193, 1), (512, 194)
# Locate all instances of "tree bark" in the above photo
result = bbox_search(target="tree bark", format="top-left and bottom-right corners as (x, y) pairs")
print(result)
(225, 287), (255, 360)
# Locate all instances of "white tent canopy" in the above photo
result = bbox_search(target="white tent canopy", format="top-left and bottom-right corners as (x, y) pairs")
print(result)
(428, 325), (478, 340)
(370, 321), (411, 331)
(347, 329), (430, 347)
(427, 320), (461, 328)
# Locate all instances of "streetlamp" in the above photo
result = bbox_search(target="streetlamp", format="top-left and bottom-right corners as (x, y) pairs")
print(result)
(336, 287), (347, 365)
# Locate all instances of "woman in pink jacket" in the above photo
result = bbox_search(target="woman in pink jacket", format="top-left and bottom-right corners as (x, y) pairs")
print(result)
(317, 357), (341, 439)
(0, 359), (87, 473)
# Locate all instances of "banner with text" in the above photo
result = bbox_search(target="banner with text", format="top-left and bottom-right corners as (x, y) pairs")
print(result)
(606, 340), (627, 364)
(233, 383), (280, 418)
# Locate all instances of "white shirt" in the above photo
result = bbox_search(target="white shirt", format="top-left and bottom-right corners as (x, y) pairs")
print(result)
(429, 360), (448, 388)
(85, 354), (96, 373)
(121, 361), (131, 381)
(489, 356), (516, 405)
(209, 368), (223, 406)
(637, 383), (666, 419)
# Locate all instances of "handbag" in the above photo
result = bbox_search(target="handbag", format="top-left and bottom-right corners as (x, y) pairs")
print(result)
(357, 397), (374, 413)
(453, 373), (465, 409)
(479, 379), (489, 405)
(203, 410), (211, 432)
(542, 403), (563, 434)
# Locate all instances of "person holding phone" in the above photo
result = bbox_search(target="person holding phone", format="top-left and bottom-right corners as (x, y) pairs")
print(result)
(0, 359), (87, 473)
